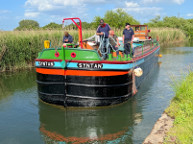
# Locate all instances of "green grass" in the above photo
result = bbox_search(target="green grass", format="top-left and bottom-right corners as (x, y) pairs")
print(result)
(150, 28), (186, 45)
(0, 28), (187, 71)
(164, 70), (193, 144)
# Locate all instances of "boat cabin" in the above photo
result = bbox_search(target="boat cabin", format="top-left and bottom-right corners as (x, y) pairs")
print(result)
(130, 25), (150, 40)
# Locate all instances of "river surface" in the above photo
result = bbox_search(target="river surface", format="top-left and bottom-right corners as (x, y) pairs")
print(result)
(0, 44), (193, 144)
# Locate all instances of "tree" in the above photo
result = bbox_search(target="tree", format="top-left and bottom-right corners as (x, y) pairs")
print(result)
(92, 16), (102, 29)
(150, 15), (161, 24)
(103, 9), (140, 29)
(145, 16), (193, 39)
(15, 20), (40, 30)
(42, 22), (62, 30)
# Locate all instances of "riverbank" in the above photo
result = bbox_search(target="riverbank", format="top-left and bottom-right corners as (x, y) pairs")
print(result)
(144, 70), (193, 144)
(143, 113), (174, 144)
(164, 71), (193, 143)
(0, 28), (186, 72)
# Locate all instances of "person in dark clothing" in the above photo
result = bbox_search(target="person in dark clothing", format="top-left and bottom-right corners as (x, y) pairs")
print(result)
(109, 30), (120, 57)
(122, 23), (134, 56)
(96, 19), (111, 59)
(63, 31), (73, 43)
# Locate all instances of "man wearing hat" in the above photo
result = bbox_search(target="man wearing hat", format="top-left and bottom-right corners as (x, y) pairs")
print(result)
(96, 19), (111, 59)
(123, 23), (134, 56)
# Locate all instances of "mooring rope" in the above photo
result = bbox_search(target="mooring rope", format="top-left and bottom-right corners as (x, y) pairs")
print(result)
(98, 33), (110, 55)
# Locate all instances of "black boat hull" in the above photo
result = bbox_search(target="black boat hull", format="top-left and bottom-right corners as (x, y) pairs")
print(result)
(37, 73), (133, 107)
(36, 46), (160, 107)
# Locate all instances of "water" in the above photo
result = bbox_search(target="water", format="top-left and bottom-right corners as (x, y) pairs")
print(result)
(0, 45), (193, 144)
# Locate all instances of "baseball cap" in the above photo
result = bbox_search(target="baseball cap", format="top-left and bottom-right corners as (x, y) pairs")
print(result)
(125, 23), (130, 26)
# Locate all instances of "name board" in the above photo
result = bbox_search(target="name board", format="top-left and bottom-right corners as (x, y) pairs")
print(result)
(38, 61), (55, 67)
(77, 63), (103, 69)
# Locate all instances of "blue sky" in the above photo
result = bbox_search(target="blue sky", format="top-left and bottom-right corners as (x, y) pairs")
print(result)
(0, 0), (193, 30)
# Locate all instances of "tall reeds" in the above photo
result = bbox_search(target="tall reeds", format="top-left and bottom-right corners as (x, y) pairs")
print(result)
(150, 28), (186, 44)
(0, 28), (186, 71)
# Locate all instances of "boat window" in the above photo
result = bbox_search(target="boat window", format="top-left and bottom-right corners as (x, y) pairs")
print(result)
(135, 27), (140, 31)
(140, 26), (146, 31)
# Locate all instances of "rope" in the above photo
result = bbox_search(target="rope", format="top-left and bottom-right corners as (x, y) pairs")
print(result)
(132, 58), (138, 95)
(97, 33), (109, 55)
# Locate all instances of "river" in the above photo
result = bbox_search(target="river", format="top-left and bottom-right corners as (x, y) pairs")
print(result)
(0, 44), (193, 144)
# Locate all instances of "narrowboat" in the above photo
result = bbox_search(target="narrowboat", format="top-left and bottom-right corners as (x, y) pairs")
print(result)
(35, 17), (160, 107)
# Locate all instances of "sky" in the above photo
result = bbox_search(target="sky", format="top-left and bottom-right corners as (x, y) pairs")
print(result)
(0, 0), (193, 30)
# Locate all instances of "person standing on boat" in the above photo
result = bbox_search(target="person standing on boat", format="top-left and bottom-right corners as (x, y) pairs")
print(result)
(123, 23), (134, 57)
(109, 30), (120, 57)
(96, 19), (111, 59)
(63, 31), (73, 47)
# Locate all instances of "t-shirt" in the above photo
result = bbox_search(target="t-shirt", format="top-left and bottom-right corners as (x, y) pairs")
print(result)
(96, 24), (111, 38)
(63, 35), (73, 43)
(123, 28), (134, 41)
(109, 35), (118, 46)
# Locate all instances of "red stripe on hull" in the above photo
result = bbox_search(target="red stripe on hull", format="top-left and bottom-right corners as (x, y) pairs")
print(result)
(36, 59), (62, 62)
(36, 68), (130, 76)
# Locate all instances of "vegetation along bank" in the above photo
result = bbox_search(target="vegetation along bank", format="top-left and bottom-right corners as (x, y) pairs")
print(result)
(144, 70), (193, 144)
(164, 71), (193, 143)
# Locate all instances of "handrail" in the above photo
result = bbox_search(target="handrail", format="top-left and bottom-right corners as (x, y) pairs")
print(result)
(62, 17), (83, 49)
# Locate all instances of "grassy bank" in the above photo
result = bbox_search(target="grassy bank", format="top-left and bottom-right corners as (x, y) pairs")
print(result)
(164, 71), (193, 143)
(0, 28), (186, 71)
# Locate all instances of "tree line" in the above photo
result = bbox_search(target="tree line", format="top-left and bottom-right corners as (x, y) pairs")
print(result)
(145, 16), (193, 39)
(15, 9), (139, 30)
(14, 8), (193, 39)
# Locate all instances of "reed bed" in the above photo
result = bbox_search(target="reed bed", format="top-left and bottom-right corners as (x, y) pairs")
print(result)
(0, 28), (186, 71)
(150, 28), (186, 44)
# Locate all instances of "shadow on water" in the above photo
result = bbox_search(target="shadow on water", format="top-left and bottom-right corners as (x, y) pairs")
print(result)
(38, 63), (160, 144)
(160, 41), (193, 55)
(0, 69), (36, 102)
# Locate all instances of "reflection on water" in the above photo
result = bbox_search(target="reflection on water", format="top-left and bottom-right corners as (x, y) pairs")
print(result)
(0, 44), (193, 144)
(0, 70), (36, 102)
(39, 101), (137, 143)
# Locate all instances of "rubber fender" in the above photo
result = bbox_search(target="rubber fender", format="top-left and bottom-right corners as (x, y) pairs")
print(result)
(134, 67), (143, 77)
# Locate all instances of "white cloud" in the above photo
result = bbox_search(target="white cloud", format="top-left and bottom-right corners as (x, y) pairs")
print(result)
(141, 0), (185, 5)
(22, 0), (168, 26)
(25, 0), (108, 12)
(124, 1), (161, 15)
(187, 13), (193, 17)
(172, 0), (184, 5)
(24, 12), (40, 18)
(142, 0), (162, 3)
(125, 2), (140, 7)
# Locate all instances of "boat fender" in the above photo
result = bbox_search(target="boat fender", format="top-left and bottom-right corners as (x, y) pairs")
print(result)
(134, 67), (143, 77)
(71, 52), (76, 58)
(55, 52), (59, 57)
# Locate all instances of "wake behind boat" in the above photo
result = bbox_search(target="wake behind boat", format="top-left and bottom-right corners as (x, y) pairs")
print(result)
(35, 17), (160, 107)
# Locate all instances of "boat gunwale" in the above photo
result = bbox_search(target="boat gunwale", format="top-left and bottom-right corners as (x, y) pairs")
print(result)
(65, 45), (160, 64)
(35, 45), (160, 65)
